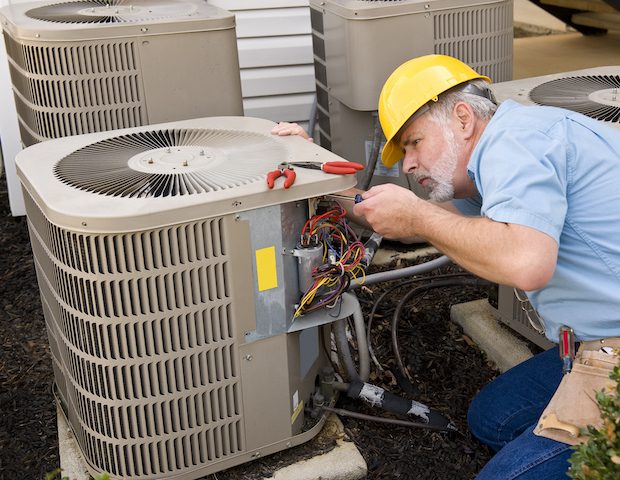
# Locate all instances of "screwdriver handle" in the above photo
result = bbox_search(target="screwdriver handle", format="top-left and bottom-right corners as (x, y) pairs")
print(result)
(559, 325), (575, 375)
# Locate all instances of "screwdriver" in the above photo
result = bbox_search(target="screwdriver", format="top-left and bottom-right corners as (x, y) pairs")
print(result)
(325, 193), (364, 204)
(559, 325), (575, 375)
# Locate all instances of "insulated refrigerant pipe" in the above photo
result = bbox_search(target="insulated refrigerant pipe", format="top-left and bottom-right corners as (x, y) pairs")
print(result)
(350, 254), (453, 289)
(333, 292), (370, 382)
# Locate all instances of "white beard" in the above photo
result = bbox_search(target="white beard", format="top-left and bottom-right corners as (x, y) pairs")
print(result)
(426, 127), (458, 202)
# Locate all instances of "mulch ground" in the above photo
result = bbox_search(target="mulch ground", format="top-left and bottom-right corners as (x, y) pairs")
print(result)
(0, 174), (58, 479)
(0, 172), (501, 480)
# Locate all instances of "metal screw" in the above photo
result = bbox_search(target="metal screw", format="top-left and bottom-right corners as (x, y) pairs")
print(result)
(425, 3), (430, 8)
(182, 160), (188, 167)
(234, 214), (240, 222)
(81, 221), (87, 226)
(147, 158), (153, 164)
(141, 27), (148, 32)
(245, 355), (253, 361)
(232, 201), (241, 207)
(35, 34), (40, 38)
(251, 452), (260, 458)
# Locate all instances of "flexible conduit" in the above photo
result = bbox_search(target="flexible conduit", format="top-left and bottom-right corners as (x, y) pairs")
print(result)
(350, 255), (453, 289)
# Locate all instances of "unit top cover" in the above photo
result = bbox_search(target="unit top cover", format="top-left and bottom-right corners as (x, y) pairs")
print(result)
(16, 116), (358, 232)
(490, 66), (620, 127)
(309, 0), (505, 19)
(0, 0), (234, 41)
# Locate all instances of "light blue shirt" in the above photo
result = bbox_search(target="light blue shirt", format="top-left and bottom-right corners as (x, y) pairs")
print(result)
(455, 99), (620, 342)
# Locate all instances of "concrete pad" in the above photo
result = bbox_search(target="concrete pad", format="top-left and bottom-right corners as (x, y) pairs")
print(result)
(262, 415), (367, 480)
(57, 405), (90, 480)
(514, 0), (570, 33)
(57, 409), (366, 480)
(371, 246), (439, 267)
(513, 31), (620, 79)
(451, 299), (534, 373)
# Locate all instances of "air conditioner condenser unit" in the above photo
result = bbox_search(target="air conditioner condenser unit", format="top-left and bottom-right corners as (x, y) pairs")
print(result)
(491, 66), (620, 349)
(0, 0), (243, 147)
(16, 116), (358, 479)
(310, 0), (513, 192)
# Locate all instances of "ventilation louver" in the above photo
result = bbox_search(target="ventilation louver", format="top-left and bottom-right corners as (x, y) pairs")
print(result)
(16, 115), (357, 479)
(54, 128), (286, 197)
(26, 0), (195, 24)
(529, 75), (620, 123)
(490, 66), (620, 129)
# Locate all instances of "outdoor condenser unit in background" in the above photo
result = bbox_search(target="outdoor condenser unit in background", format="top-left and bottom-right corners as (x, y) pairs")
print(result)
(309, 0), (513, 191)
(0, 0), (243, 147)
(490, 66), (620, 349)
(16, 116), (358, 479)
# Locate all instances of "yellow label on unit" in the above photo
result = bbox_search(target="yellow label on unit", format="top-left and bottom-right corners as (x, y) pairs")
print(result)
(255, 246), (278, 291)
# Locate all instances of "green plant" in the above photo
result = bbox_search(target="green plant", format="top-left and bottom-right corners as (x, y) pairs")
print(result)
(44, 469), (110, 480)
(569, 364), (620, 480)
(45, 469), (68, 480)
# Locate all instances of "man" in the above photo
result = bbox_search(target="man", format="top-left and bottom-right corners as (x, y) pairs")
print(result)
(275, 54), (620, 478)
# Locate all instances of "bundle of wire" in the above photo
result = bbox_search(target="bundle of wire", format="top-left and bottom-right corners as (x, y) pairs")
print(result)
(294, 205), (365, 317)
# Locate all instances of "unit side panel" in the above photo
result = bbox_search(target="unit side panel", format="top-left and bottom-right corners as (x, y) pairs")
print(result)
(238, 335), (294, 451)
(322, 11), (433, 111)
(138, 30), (243, 121)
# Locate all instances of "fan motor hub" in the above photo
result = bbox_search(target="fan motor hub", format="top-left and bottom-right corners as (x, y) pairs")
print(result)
(128, 146), (221, 173)
(77, 6), (145, 16)
(588, 89), (620, 108)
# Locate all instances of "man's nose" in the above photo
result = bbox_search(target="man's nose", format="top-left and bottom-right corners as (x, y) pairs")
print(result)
(402, 151), (417, 174)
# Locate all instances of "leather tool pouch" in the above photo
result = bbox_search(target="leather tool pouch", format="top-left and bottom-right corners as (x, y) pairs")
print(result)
(534, 340), (620, 445)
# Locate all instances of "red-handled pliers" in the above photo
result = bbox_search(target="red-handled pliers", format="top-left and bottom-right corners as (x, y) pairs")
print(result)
(284, 161), (364, 175)
(267, 166), (297, 189)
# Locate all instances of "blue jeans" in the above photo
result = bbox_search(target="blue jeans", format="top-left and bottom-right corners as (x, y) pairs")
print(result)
(468, 347), (573, 479)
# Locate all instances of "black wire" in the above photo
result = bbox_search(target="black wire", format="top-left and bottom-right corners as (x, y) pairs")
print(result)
(391, 278), (491, 385)
(365, 272), (478, 374)
(360, 114), (383, 190)
(322, 405), (452, 432)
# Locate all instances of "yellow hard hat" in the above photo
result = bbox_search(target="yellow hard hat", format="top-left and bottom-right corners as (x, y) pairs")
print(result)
(378, 54), (491, 168)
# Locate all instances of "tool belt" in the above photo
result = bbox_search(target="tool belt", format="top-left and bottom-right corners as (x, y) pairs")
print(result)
(534, 337), (620, 445)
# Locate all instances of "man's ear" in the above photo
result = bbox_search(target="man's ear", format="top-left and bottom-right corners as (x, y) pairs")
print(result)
(453, 102), (475, 138)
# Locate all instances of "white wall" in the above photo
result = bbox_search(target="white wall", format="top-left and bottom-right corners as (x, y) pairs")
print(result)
(209, 0), (315, 127)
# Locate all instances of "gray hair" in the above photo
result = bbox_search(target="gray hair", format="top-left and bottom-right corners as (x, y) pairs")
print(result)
(426, 79), (497, 125)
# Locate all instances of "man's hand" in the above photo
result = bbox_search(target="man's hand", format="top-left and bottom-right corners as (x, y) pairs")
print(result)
(353, 184), (424, 240)
(271, 122), (313, 141)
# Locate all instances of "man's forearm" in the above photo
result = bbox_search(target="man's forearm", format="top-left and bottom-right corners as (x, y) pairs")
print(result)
(414, 202), (557, 290)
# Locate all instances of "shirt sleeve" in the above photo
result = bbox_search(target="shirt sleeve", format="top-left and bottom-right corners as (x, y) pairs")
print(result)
(452, 195), (482, 216)
(470, 127), (568, 242)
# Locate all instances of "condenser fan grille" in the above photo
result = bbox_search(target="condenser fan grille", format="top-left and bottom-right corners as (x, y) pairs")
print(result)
(529, 75), (620, 123)
(54, 128), (288, 198)
(26, 0), (196, 24)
